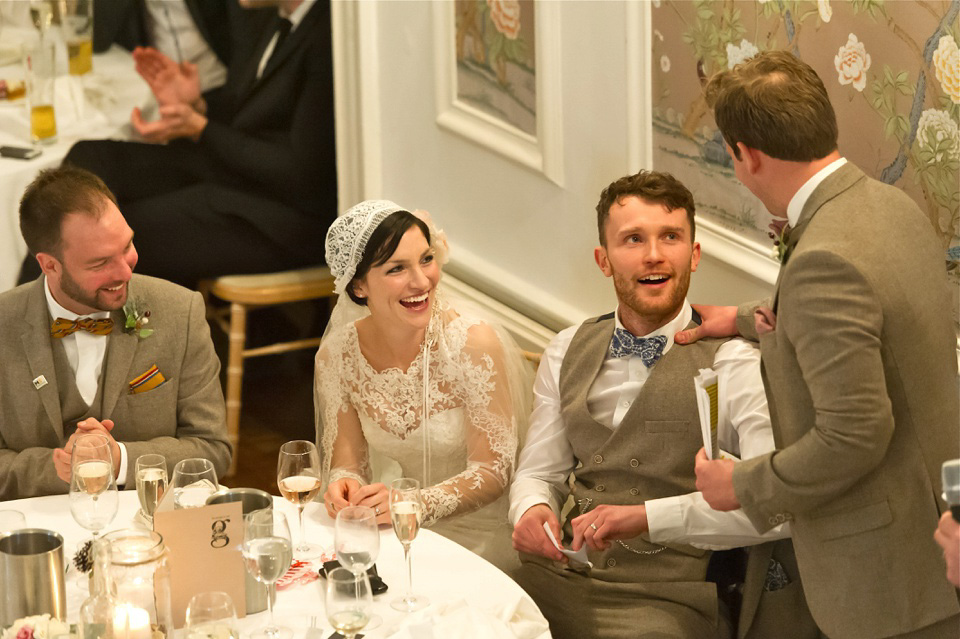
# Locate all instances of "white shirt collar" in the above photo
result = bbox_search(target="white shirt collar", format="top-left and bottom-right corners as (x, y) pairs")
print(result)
(44, 276), (111, 322)
(614, 300), (692, 356)
(281, 0), (313, 30)
(786, 157), (847, 228)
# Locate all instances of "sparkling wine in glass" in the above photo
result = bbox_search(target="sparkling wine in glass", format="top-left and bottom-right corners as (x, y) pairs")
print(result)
(69, 434), (118, 543)
(135, 454), (167, 522)
(325, 567), (372, 639)
(276, 440), (322, 559)
(389, 478), (428, 612)
(185, 591), (240, 639)
(335, 506), (382, 628)
(171, 458), (219, 509)
(243, 510), (293, 639)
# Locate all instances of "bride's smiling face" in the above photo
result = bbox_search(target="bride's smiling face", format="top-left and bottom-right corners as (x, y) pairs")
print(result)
(354, 226), (440, 331)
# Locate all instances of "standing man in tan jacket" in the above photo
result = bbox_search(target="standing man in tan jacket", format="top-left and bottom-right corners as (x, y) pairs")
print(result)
(691, 51), (960, 638)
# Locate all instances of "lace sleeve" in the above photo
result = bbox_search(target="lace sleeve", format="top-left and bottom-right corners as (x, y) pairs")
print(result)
(420, 322), (520, 525)
(315, 337), (371, 487)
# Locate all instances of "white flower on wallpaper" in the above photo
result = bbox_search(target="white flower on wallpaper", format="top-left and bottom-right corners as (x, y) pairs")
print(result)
(917, 108), (960, 162)
(661, 55), (671, 73)
(818, 0), (833, 23)
(726, 39), (760, 69)
(834, 33), (871, 92)
(933, 35), (960, 104)
(486, 0), (521, 40)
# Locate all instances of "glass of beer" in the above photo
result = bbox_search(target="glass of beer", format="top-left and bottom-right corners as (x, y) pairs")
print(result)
(135, 454), (168, 522)
(22, 39), (57, 144)
(60, 0), (93, 76)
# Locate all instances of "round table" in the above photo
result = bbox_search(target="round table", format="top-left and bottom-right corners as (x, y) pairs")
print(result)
(3, 491), (550, 639)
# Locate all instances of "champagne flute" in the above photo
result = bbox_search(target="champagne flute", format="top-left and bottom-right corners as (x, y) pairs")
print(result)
(335, 506), (381, 628)
(242, 509), (293, 639)
(69, 433), (118, 543)
(276, 440), (322, 559)
(325, 568), (372, 639)
(171, 458), (219, 509)
(135, 454), (167, 522)
(185, 591), (240, 639)
(389, 478), (428, 612)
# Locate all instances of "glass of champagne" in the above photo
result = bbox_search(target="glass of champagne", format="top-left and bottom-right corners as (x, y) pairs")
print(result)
(242, 509), (293, 639)
(335, 506), (381, 628)
(69, 433), (118, 543)
(325, 568), (372, 639)
(276, 440), (322, 559)
(389, 478), (428, 612)
(171, 458), (219, 509)
(135, 454), (167, 522)
(185, 591), (240, 639)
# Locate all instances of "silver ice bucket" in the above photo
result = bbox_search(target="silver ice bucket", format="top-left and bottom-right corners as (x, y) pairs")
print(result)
(0, 529), (66, 626)
(206, 488), (273, 614)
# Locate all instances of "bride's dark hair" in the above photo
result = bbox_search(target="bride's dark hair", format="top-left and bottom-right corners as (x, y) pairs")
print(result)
(346, 211), (431, 306)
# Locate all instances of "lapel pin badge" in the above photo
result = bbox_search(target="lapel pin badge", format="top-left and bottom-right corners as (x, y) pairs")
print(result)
(32, 375), (48, 390)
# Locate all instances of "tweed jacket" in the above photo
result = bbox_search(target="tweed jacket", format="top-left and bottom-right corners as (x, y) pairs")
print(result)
(732, 162), (960, 638)
(0, 275), (230, 500)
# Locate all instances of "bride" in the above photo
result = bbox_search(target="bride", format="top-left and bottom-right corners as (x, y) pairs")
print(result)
(316, 199), (531, 572)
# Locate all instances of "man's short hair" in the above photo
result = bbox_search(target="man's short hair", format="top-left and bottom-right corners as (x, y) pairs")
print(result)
(19, 165), (118, 257)
(705, 50), (838, 162)
(596, 170), (696, 246)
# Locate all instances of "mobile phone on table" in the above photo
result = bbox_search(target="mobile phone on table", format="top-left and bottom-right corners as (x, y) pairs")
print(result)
(0, 145), (41, 160)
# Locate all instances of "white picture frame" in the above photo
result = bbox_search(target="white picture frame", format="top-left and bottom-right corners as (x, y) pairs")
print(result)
(433, 0), (563, 186)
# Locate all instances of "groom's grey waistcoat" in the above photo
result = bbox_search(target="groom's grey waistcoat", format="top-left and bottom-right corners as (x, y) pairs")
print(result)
(559, 312), (724, 586)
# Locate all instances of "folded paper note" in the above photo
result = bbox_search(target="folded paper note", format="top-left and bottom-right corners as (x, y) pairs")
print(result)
(542, 522), (592, 568)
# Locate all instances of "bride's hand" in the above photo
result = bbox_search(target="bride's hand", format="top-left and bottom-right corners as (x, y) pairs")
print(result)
(324, 478), (360, 518)
(352, 482), (390, 525)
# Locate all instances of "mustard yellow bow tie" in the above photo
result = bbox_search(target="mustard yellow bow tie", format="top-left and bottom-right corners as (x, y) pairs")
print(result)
(51, 317), (114, 338)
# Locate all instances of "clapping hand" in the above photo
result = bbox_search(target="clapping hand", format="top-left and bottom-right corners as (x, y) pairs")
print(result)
(53, 418), (120, 483)
(132, 104), (208, 143)
(132, 47), (201, 107)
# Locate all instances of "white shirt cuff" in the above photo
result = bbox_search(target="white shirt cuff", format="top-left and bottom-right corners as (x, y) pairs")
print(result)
(116, 442), (129, 487)
(509, 484), (559, 527)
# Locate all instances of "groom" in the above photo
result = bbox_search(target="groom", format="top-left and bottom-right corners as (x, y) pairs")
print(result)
(510, 170), (816, 639)
(0, 167), (230, 500)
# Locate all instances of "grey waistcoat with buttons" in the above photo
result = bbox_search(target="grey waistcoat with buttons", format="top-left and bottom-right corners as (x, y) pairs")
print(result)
(51, 334), (107, 440)
(559, 311), (726, 584)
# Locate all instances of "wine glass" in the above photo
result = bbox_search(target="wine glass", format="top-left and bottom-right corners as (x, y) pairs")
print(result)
(69, 433), (118, 543)
(135, 454), (167, 522)
(335, 506), (382, 628)
(388, 478), (428, 612)
(325, 567), (372, 639)
(171, 458), (218, 509)
(242, 509), (293, 639)
(185, 591), (240, 639)
(276, 440), (322, 559)
(0, 510), (26, 536)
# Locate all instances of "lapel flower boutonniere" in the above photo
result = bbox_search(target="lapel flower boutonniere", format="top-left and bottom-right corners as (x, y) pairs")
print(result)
(123, 298), (154, 339)
(768, 218), (789, 263)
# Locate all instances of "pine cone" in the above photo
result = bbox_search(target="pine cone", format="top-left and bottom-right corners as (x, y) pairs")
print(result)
(73, 540), (93, 573)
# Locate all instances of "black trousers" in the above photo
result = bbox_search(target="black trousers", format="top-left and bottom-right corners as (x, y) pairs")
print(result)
(20, 140), (327, 289)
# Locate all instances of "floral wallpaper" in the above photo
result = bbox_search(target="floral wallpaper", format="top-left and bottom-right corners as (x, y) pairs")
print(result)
(455, 0), (536, 136)
(650, 0), (959, 305)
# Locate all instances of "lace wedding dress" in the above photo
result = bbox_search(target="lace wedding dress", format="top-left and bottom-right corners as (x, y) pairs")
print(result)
(315, 305), (530, 573)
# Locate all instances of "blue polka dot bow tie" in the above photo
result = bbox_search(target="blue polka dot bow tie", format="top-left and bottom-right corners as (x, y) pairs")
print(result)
(609, 329), (667, 367)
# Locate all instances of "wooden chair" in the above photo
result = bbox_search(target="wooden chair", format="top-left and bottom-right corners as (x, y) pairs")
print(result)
(201, 266), (336, 477)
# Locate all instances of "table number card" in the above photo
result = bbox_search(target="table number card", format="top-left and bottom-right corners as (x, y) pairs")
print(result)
(154, 496), (246, 628)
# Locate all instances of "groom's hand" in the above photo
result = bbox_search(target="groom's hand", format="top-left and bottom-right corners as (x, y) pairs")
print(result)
(513, 504), (565, 562)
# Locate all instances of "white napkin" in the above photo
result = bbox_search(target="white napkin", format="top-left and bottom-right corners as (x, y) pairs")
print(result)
(385, 598), (550, 639)
(542, 521), (592, 568)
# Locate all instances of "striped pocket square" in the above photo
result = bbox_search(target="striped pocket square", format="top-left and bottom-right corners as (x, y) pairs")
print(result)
(128, 365), (166, 394)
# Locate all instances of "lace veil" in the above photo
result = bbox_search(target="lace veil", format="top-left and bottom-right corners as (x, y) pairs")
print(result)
(315, 200), (532, 525)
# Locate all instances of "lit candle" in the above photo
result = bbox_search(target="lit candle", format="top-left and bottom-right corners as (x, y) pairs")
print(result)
(113, 604), (152, 639)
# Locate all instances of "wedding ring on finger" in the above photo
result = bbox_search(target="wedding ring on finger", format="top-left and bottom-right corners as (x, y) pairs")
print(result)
(375, 505), (382, 516)
(590, 523), (599, 531)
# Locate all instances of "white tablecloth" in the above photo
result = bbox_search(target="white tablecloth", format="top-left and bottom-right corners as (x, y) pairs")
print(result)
(0, 42), (151, 292)
(3, 491), (551, 639)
